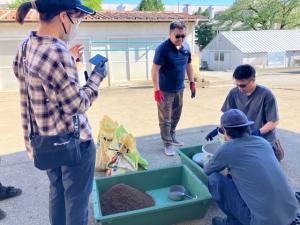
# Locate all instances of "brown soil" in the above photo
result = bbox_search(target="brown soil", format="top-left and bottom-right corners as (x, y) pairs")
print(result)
(100, 183), (155, 216)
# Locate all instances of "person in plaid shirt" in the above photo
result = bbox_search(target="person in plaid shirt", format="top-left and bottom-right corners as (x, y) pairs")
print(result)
(13, 1), (106, 224)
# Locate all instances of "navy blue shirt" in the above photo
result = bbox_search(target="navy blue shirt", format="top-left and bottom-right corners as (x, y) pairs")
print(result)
(204, 136), (298, 225)
(153, 39), (191, 93)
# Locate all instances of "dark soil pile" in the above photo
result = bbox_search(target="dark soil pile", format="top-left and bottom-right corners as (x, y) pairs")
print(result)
(100, 183), (155, 216)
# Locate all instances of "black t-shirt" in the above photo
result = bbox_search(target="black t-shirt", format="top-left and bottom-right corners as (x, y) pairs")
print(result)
(221, 85), (279, 142)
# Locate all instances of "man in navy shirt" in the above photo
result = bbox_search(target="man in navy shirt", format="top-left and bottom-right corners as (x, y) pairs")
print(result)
(204, 109), (298, 225)
(151, 21), (196, 156)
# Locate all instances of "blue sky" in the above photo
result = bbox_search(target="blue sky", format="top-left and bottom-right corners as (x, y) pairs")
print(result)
(102, 0), (234, 6)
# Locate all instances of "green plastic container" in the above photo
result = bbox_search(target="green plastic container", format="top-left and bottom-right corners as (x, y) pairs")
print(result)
(176, 145), (208, 185)
(92, 165), (211, 225)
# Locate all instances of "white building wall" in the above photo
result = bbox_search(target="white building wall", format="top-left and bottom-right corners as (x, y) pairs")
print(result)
(200, 51), (209, 67)
(242, 51), (300, 69)
(242, 53), (267, 68)
(0, 21), (196, 90)
(228, 51), (243, 70)
(201, 33), (242, 71)
(204, 34), (240, 51)
(201, 31), (300, 71)
(201, 50), (242, 71)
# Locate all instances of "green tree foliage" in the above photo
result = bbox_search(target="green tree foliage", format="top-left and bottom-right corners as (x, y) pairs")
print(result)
(82, 0), (102, 11)
(8, 0), (27, 9)
(276, 0), (300, 29)
(195, 22), (217, 50)
(218, 0), (300, 30)
(139, 0), (165, 11)
(194, 7), (210, 17)
(194, 8), (215, 50)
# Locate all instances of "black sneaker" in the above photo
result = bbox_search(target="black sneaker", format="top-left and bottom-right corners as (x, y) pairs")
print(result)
(0, 185), (22, 200)
(296, 192), (300, 202)
(291, 212), (300, 225)
(296, 212), (300, 224)
(0, 208), (6, 220)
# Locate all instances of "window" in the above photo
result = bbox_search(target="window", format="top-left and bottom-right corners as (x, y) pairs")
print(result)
(214, 52), (224, 61)
(220, 53), (224, 61)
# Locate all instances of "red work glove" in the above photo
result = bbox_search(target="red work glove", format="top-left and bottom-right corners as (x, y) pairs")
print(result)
(154, 90), (164, 103)
(190, 82), (196, 98)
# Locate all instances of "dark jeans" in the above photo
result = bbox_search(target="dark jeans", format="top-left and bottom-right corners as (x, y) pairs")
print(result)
(208, 173), (251, 225)
(157, 90), (183, 146)
(46, 140), (96, 225)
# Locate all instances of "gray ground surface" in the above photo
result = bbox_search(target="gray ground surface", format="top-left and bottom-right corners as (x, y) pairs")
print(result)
(0, 128), (299, 225)
(0, 69), (300, 225)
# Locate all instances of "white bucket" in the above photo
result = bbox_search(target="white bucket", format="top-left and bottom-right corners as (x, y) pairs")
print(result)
(202, 142), (230, 175)
(202, 143), (222, 160)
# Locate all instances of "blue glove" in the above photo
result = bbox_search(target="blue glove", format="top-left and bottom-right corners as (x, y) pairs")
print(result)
(92, 62), (107, 80)
(251, 129), (261, 136)
(205, 127), (219, 141)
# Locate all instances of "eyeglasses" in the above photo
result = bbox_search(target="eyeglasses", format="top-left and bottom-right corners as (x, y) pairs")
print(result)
(236, 79), (253, 88)
(175, 34), (186, 39)
(67, 13), (82, 25)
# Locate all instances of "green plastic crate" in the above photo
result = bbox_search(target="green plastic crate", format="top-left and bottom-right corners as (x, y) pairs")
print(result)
(176, 145), (208, 185)
(92, 165), (211, 225)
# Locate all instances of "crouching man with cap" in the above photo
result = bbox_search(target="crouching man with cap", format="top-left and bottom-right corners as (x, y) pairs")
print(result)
(204, 109), (299, 225)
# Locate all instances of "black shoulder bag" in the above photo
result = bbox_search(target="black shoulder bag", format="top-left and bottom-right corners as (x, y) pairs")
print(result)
(22, 41), (82, 170)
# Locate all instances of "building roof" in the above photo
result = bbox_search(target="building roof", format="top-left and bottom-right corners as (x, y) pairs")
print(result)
(220, 30), (300, 53)
(0, 9), (207, 23)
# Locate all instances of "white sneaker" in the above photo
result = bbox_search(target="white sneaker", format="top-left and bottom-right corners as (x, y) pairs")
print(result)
(171, 136), (184, 147)
(164, 145), (175, 156)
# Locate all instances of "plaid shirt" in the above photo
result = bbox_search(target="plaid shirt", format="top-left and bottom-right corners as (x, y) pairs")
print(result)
(13, 31), (102, 154)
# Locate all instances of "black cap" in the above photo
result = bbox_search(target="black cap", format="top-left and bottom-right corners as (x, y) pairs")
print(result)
(221, 109), (254, 128)
(233, 64), (256, 80)
(35, 0), (96, 15)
